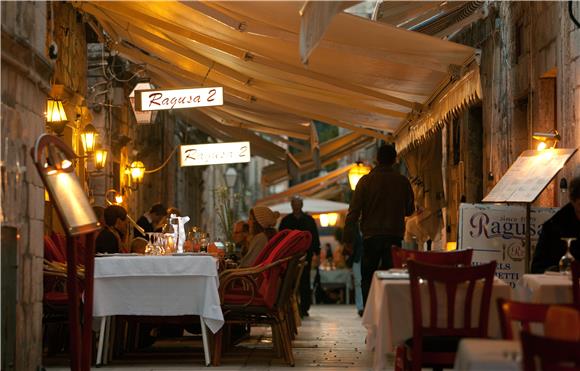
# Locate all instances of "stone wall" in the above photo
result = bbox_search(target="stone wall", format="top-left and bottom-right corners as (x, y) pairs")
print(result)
(451, 1), (579, 213)
(1, 2), (50, 370)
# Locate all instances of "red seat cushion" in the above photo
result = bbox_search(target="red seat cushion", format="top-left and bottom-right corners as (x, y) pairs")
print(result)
(44, 291), (68, 305)
(223, 292), (267, 307)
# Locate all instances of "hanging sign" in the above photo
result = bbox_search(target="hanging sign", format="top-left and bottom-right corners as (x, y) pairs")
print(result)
(458, 203), (557, 289)
(135, 87), (223, 111)
(180, 141), (251, 167)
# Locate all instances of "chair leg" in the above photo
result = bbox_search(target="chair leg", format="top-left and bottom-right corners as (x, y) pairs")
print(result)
(278, 319), (295, 366)
(394, 345), (407, 371)
(271, 323), (284, 358)
(212, 328), (223, 366)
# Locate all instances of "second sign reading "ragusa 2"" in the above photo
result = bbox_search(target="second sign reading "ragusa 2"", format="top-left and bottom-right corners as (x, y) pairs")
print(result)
(135, 87), (224, 111)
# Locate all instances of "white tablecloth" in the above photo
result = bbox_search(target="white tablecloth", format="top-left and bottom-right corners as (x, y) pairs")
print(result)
(515, 273), (573, 304)
(362, 272), (511, 370)
(454, 339), (521, 371)
(93, 255), (224, 333)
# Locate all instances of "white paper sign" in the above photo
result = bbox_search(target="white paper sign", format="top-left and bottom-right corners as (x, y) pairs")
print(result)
(483, 148), (576, 203)
(136, 87), (223, 111)
(458, 203), (557, 288)
(180, 142), (250, 167)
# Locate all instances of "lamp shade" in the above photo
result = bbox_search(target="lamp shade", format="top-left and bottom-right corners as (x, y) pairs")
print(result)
(81, 124), (98, 154)
(319, 212), (339, 227)
(129, 82), (158, 125)
(46, 99), (68, 123)
(93, 148), (108, 170)
(348, 163), (371, 191)
(129, 161), (145, 184)
(225, 167), (238, 188)
(46, 99), (68, 135)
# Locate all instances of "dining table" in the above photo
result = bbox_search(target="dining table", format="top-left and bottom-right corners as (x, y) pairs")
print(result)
(362, 270), (512, 370)
(453, 339), (521, 371)
(311, 267), (353, 304)
(515, 273), (573, 303)
(92, 254), (224, 366)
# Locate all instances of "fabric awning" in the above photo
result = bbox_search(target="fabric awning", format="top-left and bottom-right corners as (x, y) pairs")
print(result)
(257, 163), (356, 206)
(269, 198), (350, 215)
(77, 1), (479, 167)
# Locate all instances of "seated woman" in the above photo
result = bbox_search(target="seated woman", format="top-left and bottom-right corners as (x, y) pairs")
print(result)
(239, 206), (279, 267)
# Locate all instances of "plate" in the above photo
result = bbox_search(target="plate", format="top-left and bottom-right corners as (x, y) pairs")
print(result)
(171, 252), (208, 256)
(96, 253), (140, 257)
(375, 270), (409, 280)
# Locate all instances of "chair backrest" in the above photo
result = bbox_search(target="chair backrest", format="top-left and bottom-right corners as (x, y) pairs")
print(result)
(391, 247), (473, 268)
(545, 305), (580, 341)
(251, 229), (292, 266)
(261, 230), (311, 266)
(407, 260), (496, 339)
(44, 235), (66, 263)
(258, 231), (312, 308)
(572, 260), (580, 308)
(497, 299), (551, 340)
(50, 233), (68, 260)
(521, 332), (580, 371)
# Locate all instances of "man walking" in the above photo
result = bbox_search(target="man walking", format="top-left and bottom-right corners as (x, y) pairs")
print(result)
(343, 144), (414, 306)
(279, 195), (320, 317)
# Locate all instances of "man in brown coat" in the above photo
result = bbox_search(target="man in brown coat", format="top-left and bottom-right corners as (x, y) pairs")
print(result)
(343, 144), (414, 306)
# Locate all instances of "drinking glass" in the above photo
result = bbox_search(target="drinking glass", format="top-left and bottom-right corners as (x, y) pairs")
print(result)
(559, 237), (576, 273)
(199, 233), (208, 253)
(145, 232), (154, 255)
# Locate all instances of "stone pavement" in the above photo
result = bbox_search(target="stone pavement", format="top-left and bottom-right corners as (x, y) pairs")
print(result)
(45, 304), (390, 370)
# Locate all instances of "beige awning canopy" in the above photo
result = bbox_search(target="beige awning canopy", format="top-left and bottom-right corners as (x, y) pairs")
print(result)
(257, 163), (356, 206)
(77, 1), (480, 181)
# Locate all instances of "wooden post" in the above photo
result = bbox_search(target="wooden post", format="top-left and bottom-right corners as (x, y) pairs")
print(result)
(525, 203), (531, 273)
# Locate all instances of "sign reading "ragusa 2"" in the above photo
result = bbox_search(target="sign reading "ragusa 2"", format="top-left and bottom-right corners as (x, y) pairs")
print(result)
(180, 142), (251, 167)
(135, 87), (223, 111)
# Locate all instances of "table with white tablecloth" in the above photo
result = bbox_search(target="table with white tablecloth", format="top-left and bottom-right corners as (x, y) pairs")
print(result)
(515, 273), (573, 303)
(362, 272), (512, 370)
(310, 268), (353, 304)
(93, 254), (224, 365)
(454, 339), (521, 371)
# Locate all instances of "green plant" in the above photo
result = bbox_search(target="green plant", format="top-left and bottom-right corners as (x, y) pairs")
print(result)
(213, 186), (239, 241)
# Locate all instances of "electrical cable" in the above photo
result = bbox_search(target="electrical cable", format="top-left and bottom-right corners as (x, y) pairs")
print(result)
(144, 145), (179, 174)
(570, 1), (580, 28)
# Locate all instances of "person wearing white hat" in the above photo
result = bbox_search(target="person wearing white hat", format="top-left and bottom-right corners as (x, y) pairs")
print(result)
(239, 206), (280, 267)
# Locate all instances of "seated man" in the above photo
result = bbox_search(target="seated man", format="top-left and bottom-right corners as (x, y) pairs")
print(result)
(135, 203), (167, 239)
(532, 175), (580, 273)
(96, 205), (128, 254)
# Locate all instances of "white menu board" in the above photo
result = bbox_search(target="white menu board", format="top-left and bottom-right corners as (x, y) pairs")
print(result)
(483, 148), (576, 203)
(458, 203), (557, 288)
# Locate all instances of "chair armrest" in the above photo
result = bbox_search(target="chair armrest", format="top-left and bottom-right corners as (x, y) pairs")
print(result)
(219, 256), (293, 305)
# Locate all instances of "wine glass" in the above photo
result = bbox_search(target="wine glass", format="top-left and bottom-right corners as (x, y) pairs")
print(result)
(559, 237), (576, 273)
(145, 232), (154, 255)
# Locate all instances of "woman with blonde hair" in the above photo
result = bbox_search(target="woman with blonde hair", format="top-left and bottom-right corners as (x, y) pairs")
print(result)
(239, 206), (280, 267)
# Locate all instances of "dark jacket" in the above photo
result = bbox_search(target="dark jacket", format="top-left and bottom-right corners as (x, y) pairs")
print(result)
(279, 212), (321, 256)
(96, 227), (120, 254)
(343, 164), (414, 243)
(135, 215), (154, 239)
(531, 203), (580, 273)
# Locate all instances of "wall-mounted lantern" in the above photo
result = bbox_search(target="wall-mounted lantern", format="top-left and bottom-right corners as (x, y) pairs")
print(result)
(46, 98), (68, 136)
